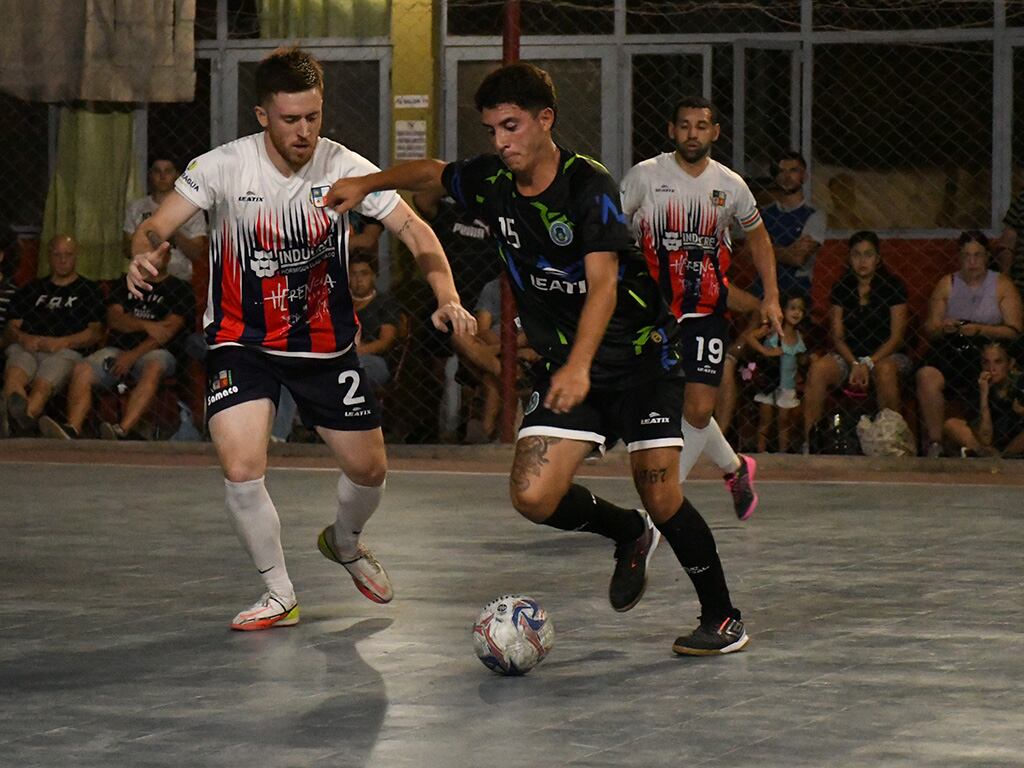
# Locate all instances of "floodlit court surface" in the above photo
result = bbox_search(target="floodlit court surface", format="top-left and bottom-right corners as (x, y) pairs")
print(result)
(1, 442), (1022, 767)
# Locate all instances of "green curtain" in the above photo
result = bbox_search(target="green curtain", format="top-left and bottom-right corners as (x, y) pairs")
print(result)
(41, 106), (142, 280)
(259, 0), (389, 38)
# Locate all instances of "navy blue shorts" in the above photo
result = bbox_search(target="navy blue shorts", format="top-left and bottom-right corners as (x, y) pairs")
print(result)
(205, 346), (380, 431)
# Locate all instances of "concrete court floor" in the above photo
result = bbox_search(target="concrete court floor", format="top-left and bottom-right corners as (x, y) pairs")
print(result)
(1, 458), (1022, 768)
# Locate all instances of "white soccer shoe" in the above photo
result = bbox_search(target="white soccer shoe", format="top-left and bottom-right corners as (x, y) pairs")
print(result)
(230, 592), (300, 631)
(317, 525), (394, 604)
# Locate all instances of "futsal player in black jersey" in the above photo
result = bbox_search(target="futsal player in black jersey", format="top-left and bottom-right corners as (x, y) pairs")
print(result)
(327, 63), (749, 655)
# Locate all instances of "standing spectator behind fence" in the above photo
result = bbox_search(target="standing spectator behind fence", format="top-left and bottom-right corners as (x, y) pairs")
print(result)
(124, 156), (208, 282)
(752, 151), (826, 299)
(349, 252), (400, 389)
(802, 231), (911, 453)
(916, 231), (1023, 457)
(38, 244), (194, 440)
(943, 341), (1024, 458)
(1, 236), (104, 436)
(748, 291), (808, 453)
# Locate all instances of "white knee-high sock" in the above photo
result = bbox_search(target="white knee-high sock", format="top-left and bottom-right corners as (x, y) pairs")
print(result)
(679, 418), (711, 482)
(224, 477), (294, 599)
(702, 417), (741, 475)
(334, 474), (385, 559)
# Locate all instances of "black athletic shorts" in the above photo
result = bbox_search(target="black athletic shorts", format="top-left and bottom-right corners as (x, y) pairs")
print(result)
(679, 313), (730, 387)
(518, 371), (684, 454)
(205, 346), (380, 431)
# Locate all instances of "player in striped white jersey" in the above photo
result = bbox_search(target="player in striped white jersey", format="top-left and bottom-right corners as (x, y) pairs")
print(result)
(127, 48), (475, 631)
(621, 96), (782, 521)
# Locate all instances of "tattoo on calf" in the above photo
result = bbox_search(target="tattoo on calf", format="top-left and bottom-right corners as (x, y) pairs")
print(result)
(633, 467), (668, 486)
(510, 436), (562, 492)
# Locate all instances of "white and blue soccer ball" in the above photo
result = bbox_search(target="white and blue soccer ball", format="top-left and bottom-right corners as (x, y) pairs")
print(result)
(472, 594), (555, 676)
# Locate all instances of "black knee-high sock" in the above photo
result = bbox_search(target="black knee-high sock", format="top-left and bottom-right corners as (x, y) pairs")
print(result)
(656, 498), (736, 622)
(541, 484), (644, 544)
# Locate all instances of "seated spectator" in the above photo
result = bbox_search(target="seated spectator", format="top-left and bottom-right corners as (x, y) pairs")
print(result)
(748, 291), (809, 452)
(350, 253), (401, 389)
(452, 276), (538, 443)
(38, 245), (194, 440)
(2, 235), (104, 435)
(916, 231), (1023, 456)
(348, 212), (384, 260)
(412, 188), (501, 442)
(124, 156), (208, 283)
(803, 231), (911, 452)
(943, 341), (1024, 457)
(0, 224), (17, 350)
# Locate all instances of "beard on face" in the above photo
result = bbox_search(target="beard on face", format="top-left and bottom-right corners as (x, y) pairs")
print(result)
(675, 140), (711, 164)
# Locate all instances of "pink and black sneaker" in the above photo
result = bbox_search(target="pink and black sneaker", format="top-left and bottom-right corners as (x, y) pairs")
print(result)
(724, 454), (758, 521)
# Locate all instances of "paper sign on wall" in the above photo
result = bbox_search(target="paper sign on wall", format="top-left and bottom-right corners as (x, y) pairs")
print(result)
(394, 94), (430, 109)
(395, 120), (428, 160)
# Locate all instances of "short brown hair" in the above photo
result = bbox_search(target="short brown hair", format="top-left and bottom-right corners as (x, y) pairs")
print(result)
(474, 62), (556, 118)
(255, 47), (324, 105)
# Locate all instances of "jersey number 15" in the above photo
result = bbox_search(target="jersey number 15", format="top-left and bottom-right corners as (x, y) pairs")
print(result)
(498, 217), (520, 248)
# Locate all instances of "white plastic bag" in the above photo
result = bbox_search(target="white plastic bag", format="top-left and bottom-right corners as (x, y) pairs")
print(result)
(856, 408), (915, 457)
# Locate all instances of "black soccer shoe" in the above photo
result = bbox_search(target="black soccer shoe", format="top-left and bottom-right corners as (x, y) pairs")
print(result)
(608, 510), (660, 612)
(672, 615), (750, 656)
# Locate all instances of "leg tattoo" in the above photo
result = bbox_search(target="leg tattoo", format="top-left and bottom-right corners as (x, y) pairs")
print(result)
(510, 436), (561, 493)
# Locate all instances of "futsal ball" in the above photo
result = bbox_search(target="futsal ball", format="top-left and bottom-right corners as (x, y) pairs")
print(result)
(472, 594), (554, 676)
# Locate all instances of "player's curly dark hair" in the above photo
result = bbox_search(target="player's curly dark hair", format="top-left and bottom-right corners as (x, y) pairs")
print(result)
(474, 62), (557, 121)
(255, 47), (324, 105)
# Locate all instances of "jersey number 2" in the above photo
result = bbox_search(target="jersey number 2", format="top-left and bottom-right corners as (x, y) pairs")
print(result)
(338, 371), (366, 405)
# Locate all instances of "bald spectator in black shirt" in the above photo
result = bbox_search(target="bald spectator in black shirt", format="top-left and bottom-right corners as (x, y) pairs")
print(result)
(2, 235), (104, 435)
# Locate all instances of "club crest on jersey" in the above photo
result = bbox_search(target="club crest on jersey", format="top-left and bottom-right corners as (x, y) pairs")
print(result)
(711, 189), (728, 207)
(549, 220), (574, 246)
(310, 185), (331, 208)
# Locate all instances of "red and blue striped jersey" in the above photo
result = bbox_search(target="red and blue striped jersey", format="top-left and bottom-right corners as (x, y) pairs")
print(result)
(175, 133), (399, 357)
(621, 155), (761, 319)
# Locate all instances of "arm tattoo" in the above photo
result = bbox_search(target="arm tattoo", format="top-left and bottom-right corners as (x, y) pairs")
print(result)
(632, 467), (668, 487)
(395, 215), (414, 239)
(510, 436), (562, 492)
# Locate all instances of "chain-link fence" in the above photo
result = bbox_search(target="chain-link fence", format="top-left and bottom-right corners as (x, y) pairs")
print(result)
(3, 0), (1024, 457)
